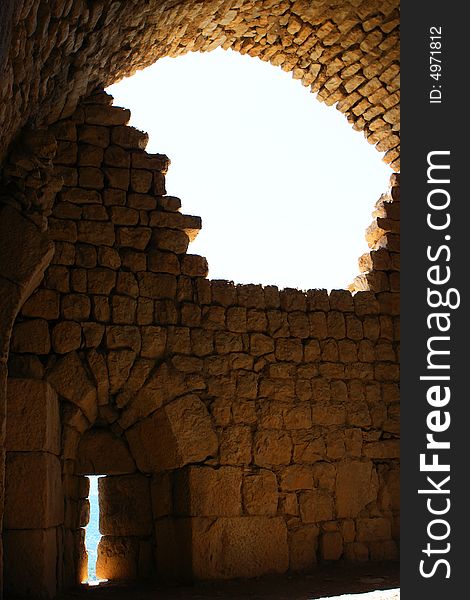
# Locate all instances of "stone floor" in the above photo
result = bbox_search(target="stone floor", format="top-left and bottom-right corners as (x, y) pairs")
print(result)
(57, 563), (399, 600)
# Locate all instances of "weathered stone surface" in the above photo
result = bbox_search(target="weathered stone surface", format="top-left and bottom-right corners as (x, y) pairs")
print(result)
(191, 516), (289, 579)
(119, 362), (185, 429)
(76, 429), (136, 475)
(62, 293), (91, 321)
(280, 465), (314, 491)
(357, 517), (392, 542)
(0, 206), (54, 292)
(47, 351), (97, 423)
(141, 325), (167, 358)
(174, 466), (242, 516)
(6, 379), (60, 454)
(4, 528), (58, 599)
(335, 460), (376, 518)
(219, 425), (252, 465)
(289, 525), (319, 571)
(99, 474), (152, 536)
(108, 349), (137, 394)
(254, 430), (293, 466)
(22, 289), (60, 319)
(52, 320), (82, 353)
(243, 469), (278, 515)
(96, 536), (138, 581)
(126, 394), (218, 472)
(151, 472), (173, 518)
(299, 489), (334, 523)
(4, 452), (63, 528)
(321, 531), (343, 560)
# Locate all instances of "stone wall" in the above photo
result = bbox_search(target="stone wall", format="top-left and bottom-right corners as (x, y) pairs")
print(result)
(2, 90), (400, 596)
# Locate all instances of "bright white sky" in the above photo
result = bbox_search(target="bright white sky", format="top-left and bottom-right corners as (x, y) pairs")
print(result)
(107, 48), (391, 291)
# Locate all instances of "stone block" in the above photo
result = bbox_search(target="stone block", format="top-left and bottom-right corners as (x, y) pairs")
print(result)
(76, 429), (136, 475)
(70, 268), (87, 293)
(151, 472), (173, 518)
(308, 312), (328, 338)
(52, 320), (82, 353)
(174, 466), (242, 517)
(98, 246), (121, 269)
(78, 221), (115, 246)
(104, 144), (130, 168)
(126, 394), (218, 472)
(130, 168), (153, 193)
(243, 469), (278, 515)
(99, 474), (152, 536)
(321, 531), (343, 560)
(191, 516), (289, 579)
(88, 268), (116, 294)
(148, 250), (180, 275)
(108, 350), (137, 394)
(52, 241), (75, 265)
(96, 536), (138, 581)
(138, 272), (177, 299)
(363, 439), (400, 458)
(335, 460), (376, 518)
(47, 351), (97, 423)
(289, 525), (319, 571)
(299, 489), (334, 523)
(45, 265), (70, 294)
(117, 226), (151, 250)
(5, 452), (63, 528)
(140, 325), (166, 358)
(85, 104), (130, 126)
(0, 205), (54, 291)
(219, 425), (252, 465)
(180, 254), (208, 277)
(116, 271), (140, 297)
(4, 528), (58, 598)
(284, 404), (312, 429)
(21, 288), (60, 319)
(92, 296), (110, 321)
(250, 333), (274, 356)
(275, 338), (303, 362)
(112, 126), (149, 150)
(79, 124), (110, 147)
(122, 250), (147, 274)
(280, 465), (314, 491)
(6, 378), (60, 454)
(311, 402), (346, 426)
(356, 517), (392, 542)
(152, 228), (189, 254)
(79, 166), (104, 189)
(132, 151), (169, 170)
(254, 430), (293, 466)
(112, 295), (137, 324)
(104, 188), (126, 206)
(78, 143), (104, 167)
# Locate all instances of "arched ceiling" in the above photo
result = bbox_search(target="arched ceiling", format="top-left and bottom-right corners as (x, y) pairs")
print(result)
(0, 0), (399, 168)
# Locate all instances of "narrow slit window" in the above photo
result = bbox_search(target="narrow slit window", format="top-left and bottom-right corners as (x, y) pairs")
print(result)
(84, 475), (107, 586)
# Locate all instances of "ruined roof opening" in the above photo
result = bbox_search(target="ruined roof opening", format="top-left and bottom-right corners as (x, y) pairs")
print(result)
(107, 49), (391, 291)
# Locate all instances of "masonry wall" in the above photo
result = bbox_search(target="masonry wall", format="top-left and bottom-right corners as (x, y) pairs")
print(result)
(2, 90), (400, 597)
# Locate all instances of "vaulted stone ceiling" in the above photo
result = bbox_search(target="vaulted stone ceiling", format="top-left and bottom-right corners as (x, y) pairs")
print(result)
(0, 0), (399, 168)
